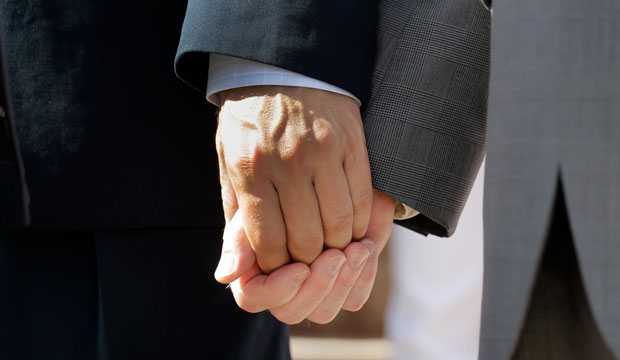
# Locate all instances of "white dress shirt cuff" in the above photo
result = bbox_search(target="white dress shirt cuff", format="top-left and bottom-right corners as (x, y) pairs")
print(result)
(206, 54), (361, 107)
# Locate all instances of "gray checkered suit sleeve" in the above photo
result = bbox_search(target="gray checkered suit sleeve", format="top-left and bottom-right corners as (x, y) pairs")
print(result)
(364, 0), (491, 236)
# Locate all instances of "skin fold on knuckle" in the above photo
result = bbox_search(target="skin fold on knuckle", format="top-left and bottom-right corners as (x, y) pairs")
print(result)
(255, 254), (287, 274)
(287, 235), (323, 264)
(277, 133), (308, 161)
(353, 190), (373, 214)
(313, 121), (337, 148)
(351, 194), (372, 239)
(251, 233), (286, 256)
(275, 140), (316, 178)
(249, 233), (288, 271)
(324, 212), (354, 241)
(316, 132), (345, 165)
(345, 131), (370, 171)
(228, 145), (268, 180)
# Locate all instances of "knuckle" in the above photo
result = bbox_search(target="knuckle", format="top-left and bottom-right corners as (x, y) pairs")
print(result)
(315, 127), (334, 146)
(253, 248), (288, 273)
(278, 142), (308, 169)
(290, 232), (324, 250)
(289, 247), (322, 265)
(230, 155), (256, 177)
(251, 233), (286, 256)
(344, 140), (362, 164)
(287, 234), (323, 262)
(324, 212), (354, 235)
(314, 129), (338, 154)
(230, 146), (270, 178)
(248, 145), (268, 163)
(353, 190), (373, 213)
(257, 262), (278, 275)
(252, 235), (281, 252)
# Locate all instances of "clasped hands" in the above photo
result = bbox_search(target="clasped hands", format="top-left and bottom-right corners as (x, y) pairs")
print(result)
(214, 86), (394, 324)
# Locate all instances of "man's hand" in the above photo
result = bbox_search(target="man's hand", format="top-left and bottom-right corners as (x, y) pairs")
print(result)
(216, 86), (372, 273)
(215, 189), (396, 324)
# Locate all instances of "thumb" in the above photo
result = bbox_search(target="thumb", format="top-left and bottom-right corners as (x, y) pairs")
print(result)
(215, 211), (256, 284)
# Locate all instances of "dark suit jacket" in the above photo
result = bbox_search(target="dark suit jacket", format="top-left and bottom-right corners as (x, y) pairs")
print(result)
(0, 0), (376, 229)
(2, 0), (490, 240)
(174, 0), (491, 239)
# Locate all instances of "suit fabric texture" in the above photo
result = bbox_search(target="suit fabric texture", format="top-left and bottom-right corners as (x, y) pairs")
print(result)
(1, 1), (377, 230)
(369, 0), (619, 358)
(1, 0), (490, 242)
(0, 0), (223, 229)
(365, 0), (491, 237)
(480, 0), (620, 358)
(0, 228), (290, 360)
(510, 188), (614, 359)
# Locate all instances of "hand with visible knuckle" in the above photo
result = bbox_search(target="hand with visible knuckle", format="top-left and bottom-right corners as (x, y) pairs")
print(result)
(217, 86), (371, 273)
(216, 86), (387, 325)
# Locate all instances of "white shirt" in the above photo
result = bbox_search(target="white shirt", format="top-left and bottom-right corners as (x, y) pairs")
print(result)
(206, 54), (360, 106)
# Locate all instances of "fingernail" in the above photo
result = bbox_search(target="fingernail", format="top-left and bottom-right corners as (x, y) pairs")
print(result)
(327, 256), (346, 276)
(348, 249), (371, 269)
(293, 270), (311, 288)
(214, 252), (236, 279)
(361, 239), (376, 256)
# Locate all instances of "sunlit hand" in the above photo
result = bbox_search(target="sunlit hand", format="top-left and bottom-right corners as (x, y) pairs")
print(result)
(216, 86), (372, 273)
(215, 189), (396, 324)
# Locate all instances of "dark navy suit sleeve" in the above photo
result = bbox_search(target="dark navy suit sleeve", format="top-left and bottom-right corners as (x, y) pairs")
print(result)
(175, 0), (377, 104)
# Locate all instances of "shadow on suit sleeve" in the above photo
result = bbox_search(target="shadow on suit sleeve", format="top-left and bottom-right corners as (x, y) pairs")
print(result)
(174, 0), (378, 105)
